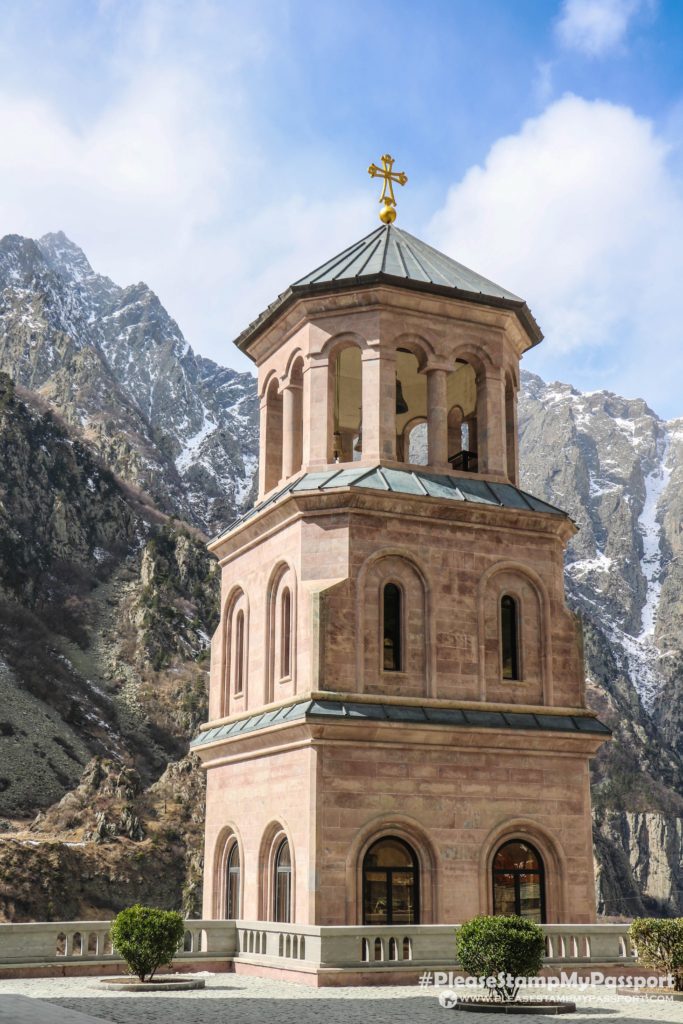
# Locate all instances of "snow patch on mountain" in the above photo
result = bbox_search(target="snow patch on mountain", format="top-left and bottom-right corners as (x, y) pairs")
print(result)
(0, 231), (260, 535)
(639, 431), (671, 639)
(519, 372), (679, 712)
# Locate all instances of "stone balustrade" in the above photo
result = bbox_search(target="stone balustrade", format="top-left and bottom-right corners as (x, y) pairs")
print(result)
(0, 919), (235, 968)
(0, 919), (634, 975)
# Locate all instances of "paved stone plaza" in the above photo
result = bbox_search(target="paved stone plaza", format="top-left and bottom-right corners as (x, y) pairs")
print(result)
(0, 975), (682, 1024)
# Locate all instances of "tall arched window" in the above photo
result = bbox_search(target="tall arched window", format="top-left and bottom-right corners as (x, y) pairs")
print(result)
(501, 595), (519, 680)
(226, 842), (240, 919)
(493, 840), (545, 923)
(383, 583), (402, 672)
(234, 610), (245, 694)
(446, 361), (478, 472)
(274, 839), (292, 923)
(264, 378), (283, 493)
(280, 587), (291, 678)
(363, 837), (419, 925)
(331, 345), (363, 463)
(284, 356), (304, 478)
(395, 349), (425, 462)
(267, 565), (296, 699)
(223, 591), (248, 714)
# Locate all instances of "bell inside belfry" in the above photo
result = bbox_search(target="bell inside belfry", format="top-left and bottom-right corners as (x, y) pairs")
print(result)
(395, 376), (409, 415)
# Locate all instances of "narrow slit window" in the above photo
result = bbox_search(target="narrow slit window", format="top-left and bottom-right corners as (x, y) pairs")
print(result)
(280, 587), (291, 678)
(501, 595), (519, 680)
(234, 610), (245, 694)
(383, 583), (402, 672)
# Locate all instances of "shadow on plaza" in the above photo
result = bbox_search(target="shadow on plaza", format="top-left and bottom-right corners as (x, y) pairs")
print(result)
(44, 995), (675, 1024)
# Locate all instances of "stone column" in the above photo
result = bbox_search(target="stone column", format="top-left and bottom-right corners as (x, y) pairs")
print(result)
(281, 381), (303, 479)
(258, 395), (269, 497)
(505, 379), (519, 485)
(478, 366), (506, 477)
(302, 356), (331, 468)
(426, 367), (448, 468)
(361, 346), (396, 462)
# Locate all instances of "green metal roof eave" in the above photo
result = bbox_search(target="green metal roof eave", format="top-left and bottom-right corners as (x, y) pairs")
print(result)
(234, 273), (543, 353)
(191, 699), (612, 749)
(210, 467), (571, 545)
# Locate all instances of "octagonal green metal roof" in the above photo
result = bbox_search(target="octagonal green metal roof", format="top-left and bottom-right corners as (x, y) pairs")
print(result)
(235, 224), (542, 352)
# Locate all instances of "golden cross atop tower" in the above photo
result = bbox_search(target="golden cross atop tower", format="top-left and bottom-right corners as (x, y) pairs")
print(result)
(368, 153), (408, 224)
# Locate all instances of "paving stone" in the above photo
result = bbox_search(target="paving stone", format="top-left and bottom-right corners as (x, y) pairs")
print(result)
(0, 976), (682, 1024)
(0, 992), (113, 1023)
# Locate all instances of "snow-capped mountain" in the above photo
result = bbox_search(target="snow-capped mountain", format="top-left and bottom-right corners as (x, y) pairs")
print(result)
(0, 232), (258, 534)
(0, 230), (681, 919)
(520, 372), (683, 916)
(520, 372), (683, 734)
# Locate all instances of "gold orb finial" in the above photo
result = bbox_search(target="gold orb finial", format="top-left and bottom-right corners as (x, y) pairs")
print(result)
(368, 153), (407, 224)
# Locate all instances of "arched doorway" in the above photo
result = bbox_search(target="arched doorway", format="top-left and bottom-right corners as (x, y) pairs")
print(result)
(362, 836), (419, 925)
(492, 840), (545, 922)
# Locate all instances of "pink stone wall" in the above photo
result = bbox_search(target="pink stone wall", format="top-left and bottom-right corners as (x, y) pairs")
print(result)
(312, 502), (583, 708)
(200, 723), (598, 926)
(202, 740), (316, 921)
(315, 733), (596, 925)
(209, 493), (583, 715)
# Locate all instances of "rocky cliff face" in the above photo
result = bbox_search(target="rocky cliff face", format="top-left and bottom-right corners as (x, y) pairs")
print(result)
(1, 231), (681, 922)
(0, 371), (218, 918)
(0, 232), (258, 535)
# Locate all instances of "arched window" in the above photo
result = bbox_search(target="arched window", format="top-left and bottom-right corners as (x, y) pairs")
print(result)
(395, 349), (425, 462)
(280, 587), (291, 678)
(382, 583), (402, 672)
(267, 566), (296, 699)
(404, 419), (428, 465)
(447, 362), (478, 472)
(226, 842), (240, 919)
(283, 356), (304, 479)
(234, 610), (245, 694)
(493, 840), (545, 923)
(363, 837), (419, 925)
(264, 378), (283, 492)
(331, 345), (363, 464)
(223, 591), (248, 713)
(274, 839), (292, 923)
(501, 595), (519, 680)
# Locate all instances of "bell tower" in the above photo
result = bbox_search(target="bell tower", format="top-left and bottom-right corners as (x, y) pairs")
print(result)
(193, 161), (609, 933)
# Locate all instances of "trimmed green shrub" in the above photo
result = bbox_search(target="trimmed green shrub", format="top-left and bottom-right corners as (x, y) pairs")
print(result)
(630, 918), (683, 991)
(110, 904), (185, 982)
(456, 914), (545, 1002)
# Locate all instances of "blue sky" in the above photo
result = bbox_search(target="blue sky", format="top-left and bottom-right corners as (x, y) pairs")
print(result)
(1, 0), (683, 415)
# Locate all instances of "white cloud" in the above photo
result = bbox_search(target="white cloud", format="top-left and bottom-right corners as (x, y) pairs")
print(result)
(556, 0), (647, 56)
(429, 95), (683, 415)
(0, 2), (369, 372)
